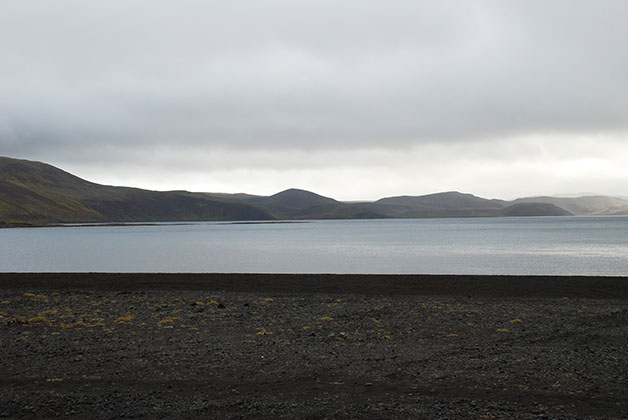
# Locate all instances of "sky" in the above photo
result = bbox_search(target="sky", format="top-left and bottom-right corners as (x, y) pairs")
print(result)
(1, 0), (628, 201)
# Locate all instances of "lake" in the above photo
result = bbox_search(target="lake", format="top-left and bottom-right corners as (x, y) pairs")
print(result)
(2, 216), (628, 275)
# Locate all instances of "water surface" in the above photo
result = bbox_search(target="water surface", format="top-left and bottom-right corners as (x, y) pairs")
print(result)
(2, 217), (628, 274)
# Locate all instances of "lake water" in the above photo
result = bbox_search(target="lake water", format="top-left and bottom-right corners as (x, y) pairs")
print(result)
(2, 217), (628, 275)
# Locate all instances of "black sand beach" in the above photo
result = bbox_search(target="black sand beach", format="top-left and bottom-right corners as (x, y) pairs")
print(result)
(1, 273), (627, 419)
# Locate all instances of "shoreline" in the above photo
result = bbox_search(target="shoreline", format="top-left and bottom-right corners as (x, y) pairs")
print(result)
(1, 272), (628, 298)
(0, 220), (312, 229)
(5, 215), (627, 230)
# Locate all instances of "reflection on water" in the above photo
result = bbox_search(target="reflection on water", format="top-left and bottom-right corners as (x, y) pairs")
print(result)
(2, 217), (628, 275)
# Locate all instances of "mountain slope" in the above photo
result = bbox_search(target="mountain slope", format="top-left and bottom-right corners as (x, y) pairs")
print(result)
(3, 156), (616, 224)
(255, 188), (341, 219)
(370, 191), (507, 218)
(512, 196), (628, 215)
(593, 205), (628, 216)
(262, 188), (338, 208)
(0, 157), (274, 224)
(499, 203), (572, 217)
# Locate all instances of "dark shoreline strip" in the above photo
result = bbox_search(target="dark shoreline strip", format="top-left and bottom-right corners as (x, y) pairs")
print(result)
(1, 273), (627, 298)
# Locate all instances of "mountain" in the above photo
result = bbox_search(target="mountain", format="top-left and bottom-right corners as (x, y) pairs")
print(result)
(369, 191), (507, 218)
(5, 156), (627, 225)
(239, 188), (389, 219)
(511, 196), (628, 215)
(0, 157), (274, 224)
(593, 205), (628, 216)
(499, 203), (572, 217)
(260, 188), (338, 212)
(254, 189), (340, 219)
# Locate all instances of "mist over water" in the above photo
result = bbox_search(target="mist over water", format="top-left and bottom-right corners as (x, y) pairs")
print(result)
(2, 217), (628, 275)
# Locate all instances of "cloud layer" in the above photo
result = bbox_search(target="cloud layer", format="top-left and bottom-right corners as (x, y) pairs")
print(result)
(2, 1), (628, 199)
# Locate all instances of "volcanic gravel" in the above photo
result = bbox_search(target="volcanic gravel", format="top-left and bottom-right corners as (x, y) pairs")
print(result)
(1, 275), (627, 419)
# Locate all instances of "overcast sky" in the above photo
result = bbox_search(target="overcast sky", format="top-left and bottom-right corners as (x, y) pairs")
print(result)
(2, 1), (628, 200)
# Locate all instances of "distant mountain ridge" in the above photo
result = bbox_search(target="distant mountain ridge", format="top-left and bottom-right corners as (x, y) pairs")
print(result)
(368, 191), (507, 218)
(2, 156), (627, 225)
(0, 157), (273, 224)
(499, 203), (572, 217)
(256, 189), (339, 219)
(511, 196), (628, 215)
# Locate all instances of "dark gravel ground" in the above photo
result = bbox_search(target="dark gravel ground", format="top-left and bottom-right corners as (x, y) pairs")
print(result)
(1, 274), (627, 419)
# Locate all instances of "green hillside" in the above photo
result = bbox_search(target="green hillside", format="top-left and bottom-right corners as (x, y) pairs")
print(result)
(0, 157), (274, 224)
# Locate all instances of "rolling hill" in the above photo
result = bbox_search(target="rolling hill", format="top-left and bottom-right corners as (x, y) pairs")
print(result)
(256, 188), (339, 219)
(5, 156), (628, 226)
(498, 203), (572, 217)
(369, 191), (507, 218)
(511, 195), (628, 215)
(208, 188), (388, 219)
(0, 157), (274, 224)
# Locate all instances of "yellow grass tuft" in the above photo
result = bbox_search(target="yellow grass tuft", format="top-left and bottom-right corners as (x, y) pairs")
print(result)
(114, 314), (136, 324)
(496, 328), (510, 333)
(255, 327), (273, 335)
(157, 317), (180, 326)
(60, 320), (107, 329)
(21, 316), (52, 326)
(39, 309), (58, 317)
(510, 318), (523, 323)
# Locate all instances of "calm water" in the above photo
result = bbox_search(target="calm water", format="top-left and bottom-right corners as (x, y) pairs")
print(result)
(2, 217), (628, 275)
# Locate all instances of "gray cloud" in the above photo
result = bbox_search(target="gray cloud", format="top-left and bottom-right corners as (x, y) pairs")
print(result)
(1, 1), (628, 198)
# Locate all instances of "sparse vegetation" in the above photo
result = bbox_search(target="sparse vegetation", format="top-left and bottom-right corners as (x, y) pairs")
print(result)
(114, 314), (136, 324)
(157, 317), (180, 327)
